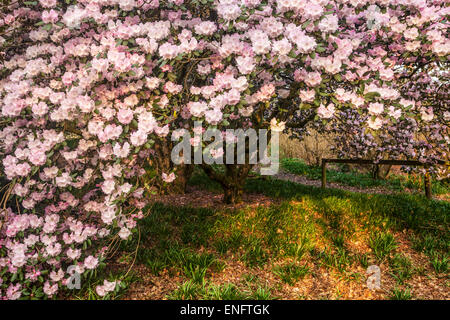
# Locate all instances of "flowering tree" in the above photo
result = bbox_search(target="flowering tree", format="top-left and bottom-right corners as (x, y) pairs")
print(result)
(193, 0), (450, 201)
(327, 46), (449, 175)
(0, 0), (448, 299)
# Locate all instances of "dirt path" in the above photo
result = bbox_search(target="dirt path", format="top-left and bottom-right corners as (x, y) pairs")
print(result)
(273, 170), (449, 201)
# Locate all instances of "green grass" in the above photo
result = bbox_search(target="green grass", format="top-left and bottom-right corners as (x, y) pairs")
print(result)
(167, 280), (202, 300)
(119, 204), (225, 281)
(203, 283), (247, 300)
(167, 281), (276, 300)
(429, 252), (448, 274)
(314, 247), (354, 273)
(369, 232), (398, 262)
(389, 287), (413, 300)
(357, 253), (370, 268)
(125, 171), (449, 300)
(244, 177), (449, 242)
(240, 239), (269, 267)
(389, 254), (414, 284)
(281, 158), (450, 195)
(273, 263), (310, 285)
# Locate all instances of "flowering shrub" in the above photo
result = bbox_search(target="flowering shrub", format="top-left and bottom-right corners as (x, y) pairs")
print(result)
(328, 56), (449, 167)
(0, 0), (448, 299)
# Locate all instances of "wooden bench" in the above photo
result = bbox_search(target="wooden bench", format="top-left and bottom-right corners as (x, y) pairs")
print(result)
(321, 158), (448, 199)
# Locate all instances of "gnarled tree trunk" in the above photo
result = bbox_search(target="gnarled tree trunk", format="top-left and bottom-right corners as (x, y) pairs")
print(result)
(201, 163), (253, 204)
(372, 164), (392, 180)
(151, 138), (193, 194)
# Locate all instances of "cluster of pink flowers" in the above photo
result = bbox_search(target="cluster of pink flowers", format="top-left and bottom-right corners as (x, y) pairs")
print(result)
(0, 0), (448, 299)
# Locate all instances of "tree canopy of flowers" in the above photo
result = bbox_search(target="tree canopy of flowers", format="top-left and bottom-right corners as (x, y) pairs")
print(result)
(0, 0), (448, 299)
(327, 53), (449, 169)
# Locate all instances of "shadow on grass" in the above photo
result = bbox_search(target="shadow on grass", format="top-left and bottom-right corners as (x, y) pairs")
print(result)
(118, 172), (448, 299)
(189, 170), (449, 258)
(245, 177), (449, 238)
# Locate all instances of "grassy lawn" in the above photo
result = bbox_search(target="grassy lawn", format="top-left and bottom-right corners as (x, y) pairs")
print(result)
(72, 170), (449, 300)
(281, 158), (450, 195)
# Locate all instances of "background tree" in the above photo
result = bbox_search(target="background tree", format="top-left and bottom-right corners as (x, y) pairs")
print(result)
(0, 0), (448, 299)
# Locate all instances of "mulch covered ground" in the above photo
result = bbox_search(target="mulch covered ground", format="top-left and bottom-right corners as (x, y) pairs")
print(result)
(112, 174), (449, 300)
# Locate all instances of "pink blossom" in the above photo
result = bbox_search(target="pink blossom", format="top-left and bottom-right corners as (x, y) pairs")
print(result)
(317, 103), (335, 119)
(42, 10), (59, 24)
(162, 172), (176, 183)
(84, 256), (99, 270)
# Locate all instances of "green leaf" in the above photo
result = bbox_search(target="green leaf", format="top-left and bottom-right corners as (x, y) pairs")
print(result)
(302, 21), (311, 29)
(364, 92), (381, 100)
(316, 46), (326, 53)
(333, 74), (342, 82)
(42, 23), (52, 31)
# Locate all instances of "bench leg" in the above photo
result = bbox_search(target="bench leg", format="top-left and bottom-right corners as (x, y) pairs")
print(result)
(424, 169), (432, 200)
(321, 161), (327, 189)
